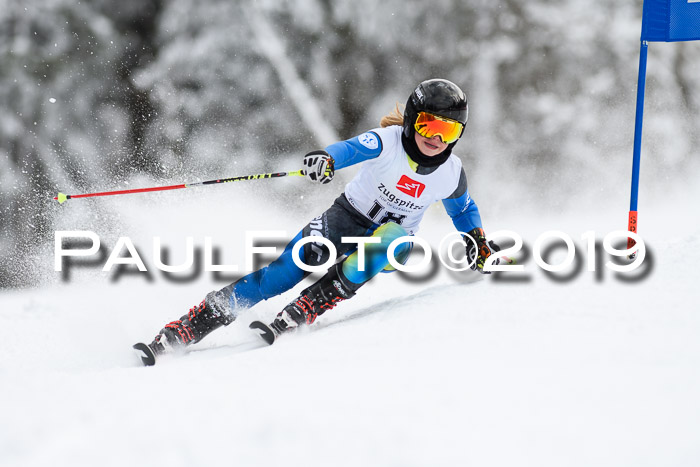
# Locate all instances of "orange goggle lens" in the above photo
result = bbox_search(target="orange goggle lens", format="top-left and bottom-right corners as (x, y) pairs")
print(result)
(414, 112), (464, 144)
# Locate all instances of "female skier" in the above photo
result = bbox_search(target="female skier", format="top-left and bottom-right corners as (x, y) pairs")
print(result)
(141, 78), (499, 357)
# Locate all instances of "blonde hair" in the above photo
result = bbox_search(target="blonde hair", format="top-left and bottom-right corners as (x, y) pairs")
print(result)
(380, 103), (404, 128)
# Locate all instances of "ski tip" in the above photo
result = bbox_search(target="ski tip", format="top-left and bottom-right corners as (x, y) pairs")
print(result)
(133, 342), (157, 366)
(249, 321), (276, 346)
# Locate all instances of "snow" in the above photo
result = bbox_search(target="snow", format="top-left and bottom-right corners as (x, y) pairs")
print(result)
(1, 181), (700, 467)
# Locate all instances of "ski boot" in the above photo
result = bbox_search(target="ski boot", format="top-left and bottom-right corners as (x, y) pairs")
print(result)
(250, 263), (361, 345)
(135, 291), (235, 365)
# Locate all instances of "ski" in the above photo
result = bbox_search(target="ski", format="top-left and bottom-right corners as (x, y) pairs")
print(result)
(133, 342), (158, 366)
(134, 320), (279, 366)
(249, 320), (277, 346)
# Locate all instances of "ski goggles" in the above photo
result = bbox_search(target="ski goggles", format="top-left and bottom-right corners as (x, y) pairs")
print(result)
(414, 112), (464, 144)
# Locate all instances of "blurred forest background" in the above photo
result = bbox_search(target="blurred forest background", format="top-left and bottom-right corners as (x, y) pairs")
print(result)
(1, 0), (699, 288)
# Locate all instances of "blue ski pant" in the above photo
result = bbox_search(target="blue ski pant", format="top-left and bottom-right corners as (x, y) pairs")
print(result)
(218, 194), (411, 312)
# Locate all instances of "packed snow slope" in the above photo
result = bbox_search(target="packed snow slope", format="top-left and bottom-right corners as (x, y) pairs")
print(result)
(1, 177), (699, 467)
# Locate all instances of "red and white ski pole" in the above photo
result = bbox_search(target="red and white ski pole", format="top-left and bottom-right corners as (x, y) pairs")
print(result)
(53, 169), (306, 204)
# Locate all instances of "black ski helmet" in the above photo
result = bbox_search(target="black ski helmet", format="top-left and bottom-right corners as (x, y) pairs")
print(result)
(403, 79), (469, 142)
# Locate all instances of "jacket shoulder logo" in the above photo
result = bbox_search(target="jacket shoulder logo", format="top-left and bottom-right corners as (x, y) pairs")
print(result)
(358, 132), (379, 150)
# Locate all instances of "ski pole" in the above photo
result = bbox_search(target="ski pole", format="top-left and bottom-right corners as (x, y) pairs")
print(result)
(54, 170), (306, 204)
